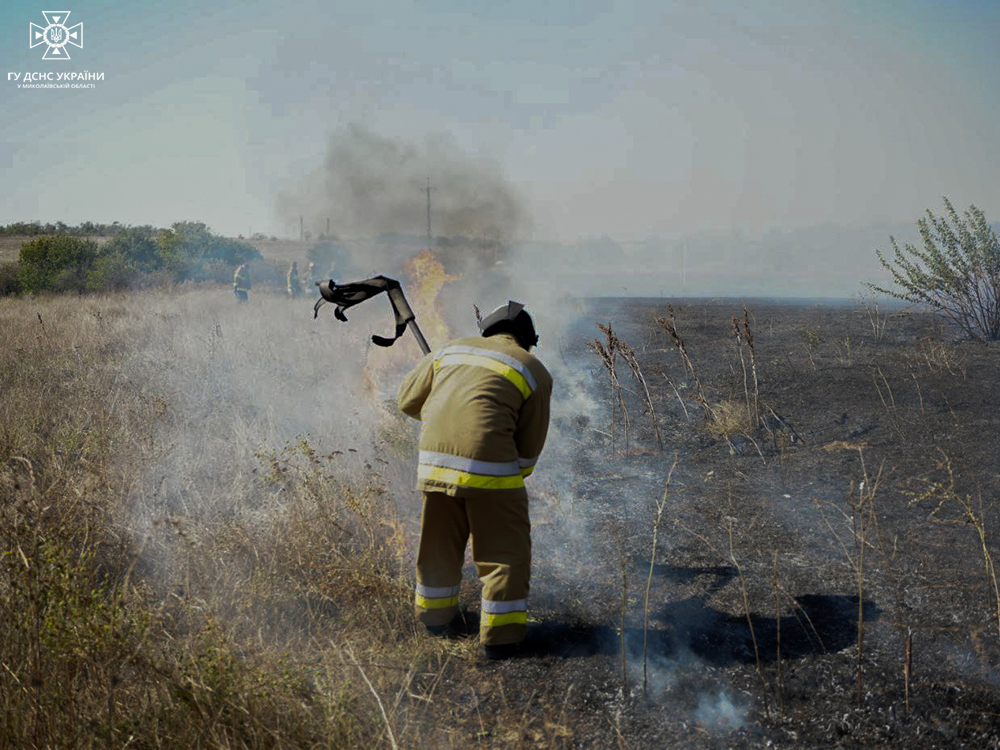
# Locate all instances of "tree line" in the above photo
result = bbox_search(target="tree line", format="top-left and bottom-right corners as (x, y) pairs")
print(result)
(0, 221), (261, 296)
(0, 220), (132, 238)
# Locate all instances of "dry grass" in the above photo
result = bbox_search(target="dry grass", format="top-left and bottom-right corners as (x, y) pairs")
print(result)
(701, 399), (755, 442)
(642, 455), (678, 696)
(910, 452), (1000, 642)
(855, 289), (889, 344)
(811, 451), (884, 708)
(0, 237), (25, 263)
(798, 324), (822, 371)
(655, 303), (712, 419)
(0, 288), (571, 749)
(907, 336), (968, 377)
(586, 323), (631, 456)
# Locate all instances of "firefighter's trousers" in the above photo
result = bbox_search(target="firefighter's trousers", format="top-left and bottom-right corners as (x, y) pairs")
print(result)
(415, 491), (531, 646)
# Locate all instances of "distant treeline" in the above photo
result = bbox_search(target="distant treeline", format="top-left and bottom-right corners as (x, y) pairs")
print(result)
(0, 222), (261, 296)
(0, 220), (136, 237)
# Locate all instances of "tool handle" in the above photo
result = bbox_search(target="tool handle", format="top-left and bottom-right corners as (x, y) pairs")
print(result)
(386, 286), (415, 323)
(387, 285), (430, 355)
(407, 320), (431, 355)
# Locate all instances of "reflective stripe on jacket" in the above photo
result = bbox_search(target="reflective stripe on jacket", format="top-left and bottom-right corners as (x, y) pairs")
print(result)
(233, 267), (251, 292)
(397, 334), (552, 498)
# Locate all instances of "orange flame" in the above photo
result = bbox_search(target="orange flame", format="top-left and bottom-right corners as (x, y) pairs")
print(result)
(361, 250), (459, 394)
(405, 249), (459, 347)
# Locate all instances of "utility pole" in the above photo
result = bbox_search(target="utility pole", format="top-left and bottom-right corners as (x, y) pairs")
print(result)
(326, 217), (330, 237)
(299, 215), (304, 241)
(421, 177), (435, 247)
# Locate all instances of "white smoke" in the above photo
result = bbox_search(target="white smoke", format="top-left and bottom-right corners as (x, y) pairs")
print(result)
(694, 689), (748, 731)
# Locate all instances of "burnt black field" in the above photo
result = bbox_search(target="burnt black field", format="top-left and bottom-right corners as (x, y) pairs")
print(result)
(439, 297), (1000, 749)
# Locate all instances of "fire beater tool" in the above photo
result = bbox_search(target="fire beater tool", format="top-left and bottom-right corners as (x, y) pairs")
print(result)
(313, 275), (431, 355)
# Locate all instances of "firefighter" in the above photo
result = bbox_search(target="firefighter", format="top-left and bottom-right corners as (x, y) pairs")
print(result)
(286, 261), (303, 298)
(233, 263), (251, 302)
(397, 301), (552, 660)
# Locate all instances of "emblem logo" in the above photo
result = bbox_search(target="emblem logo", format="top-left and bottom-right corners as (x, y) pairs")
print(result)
(29, 11), (83, 60)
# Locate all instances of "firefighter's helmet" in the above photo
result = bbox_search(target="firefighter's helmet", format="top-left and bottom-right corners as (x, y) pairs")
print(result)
(478, 300), (538, 349)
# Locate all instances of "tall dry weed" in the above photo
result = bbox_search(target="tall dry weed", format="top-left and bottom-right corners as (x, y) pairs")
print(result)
(910, 451), (1000, 642)
(587, 323), (631, 456)
(656, 303), (712, 419)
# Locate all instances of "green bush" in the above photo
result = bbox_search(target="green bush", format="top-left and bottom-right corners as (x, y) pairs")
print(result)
(18, 235), (98, 294)
(154, 222), (262, 283)
(87, 251), (138, 291)
(0, 261), (21, 296)
(10, 224), (263, 294)
(872, 198), (1000, 341)
(77, 228), (163, 290)
(102, 227), (160, 270)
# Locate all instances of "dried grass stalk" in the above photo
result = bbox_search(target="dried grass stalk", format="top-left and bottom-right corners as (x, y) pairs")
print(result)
(587, 323), (631, 456)
(618, 338), (663, 450)
(655, 303), (712, 420)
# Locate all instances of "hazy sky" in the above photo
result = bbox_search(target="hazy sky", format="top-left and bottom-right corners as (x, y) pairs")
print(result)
(2, 0), (999, 241)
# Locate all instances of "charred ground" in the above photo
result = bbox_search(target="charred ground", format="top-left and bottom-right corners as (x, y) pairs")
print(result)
(448, 297), (1000, 749)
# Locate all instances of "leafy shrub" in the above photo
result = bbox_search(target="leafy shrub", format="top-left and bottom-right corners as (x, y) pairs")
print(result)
(871, 198), (1000, 340)
(86, 251), (138, 291)
(18, 235), (98, 294)
(11, 224), (263, 293)
(0, 261), (21, 296)
(155, 222), (262, 283)
(101, 227), (160, 270)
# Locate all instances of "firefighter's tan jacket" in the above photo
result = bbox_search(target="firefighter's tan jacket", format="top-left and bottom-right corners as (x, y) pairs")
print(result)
(233, 265), (251, 292)
(286, 265), (302, 296)
(397, 333), (552, 500)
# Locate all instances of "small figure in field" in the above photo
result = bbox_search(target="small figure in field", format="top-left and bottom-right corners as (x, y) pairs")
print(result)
(233, 263), (251, 302)
(397, 301), (552, 660)
(306, 260), (318, 288)
(286, 261), (303, 298)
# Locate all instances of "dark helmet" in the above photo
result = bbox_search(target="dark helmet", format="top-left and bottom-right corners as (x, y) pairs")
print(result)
(478, 300), (538, 349)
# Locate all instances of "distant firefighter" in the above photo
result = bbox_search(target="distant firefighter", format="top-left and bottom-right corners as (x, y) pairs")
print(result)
(286, 261), (303, 298)
(233, 264), (251, 302)
(397, 300), (551, 660)
(306, 260), (318, 288)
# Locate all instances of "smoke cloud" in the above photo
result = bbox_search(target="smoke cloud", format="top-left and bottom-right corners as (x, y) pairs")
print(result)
(279, 125), (529, 247)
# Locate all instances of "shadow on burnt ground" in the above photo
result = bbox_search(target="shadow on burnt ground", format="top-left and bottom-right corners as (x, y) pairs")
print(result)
(525, 591), (878, 665)
(650, 564), (878, 664)
(453, 573), (880, 666)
